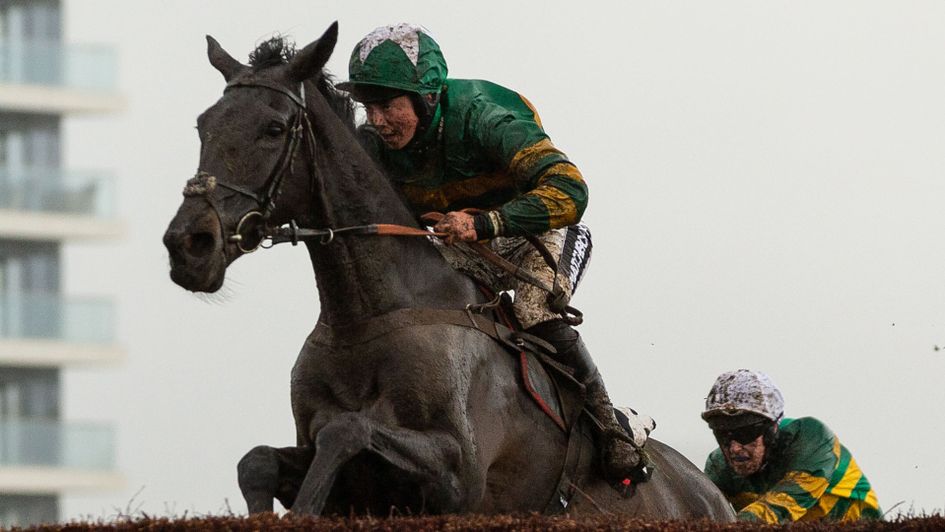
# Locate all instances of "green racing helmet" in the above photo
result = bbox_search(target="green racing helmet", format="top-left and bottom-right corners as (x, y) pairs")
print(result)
(338, 23), (448, 100)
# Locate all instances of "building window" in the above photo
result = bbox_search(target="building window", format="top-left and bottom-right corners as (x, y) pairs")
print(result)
(0, 240), (61, 339)
(0, 368), (61, 475)
(0, 367), (59, 419)
(0, 0), (62, 85)
(0, 495), (58, 528)
(0, 113), (60, 167)
(0, 113), (62, 213)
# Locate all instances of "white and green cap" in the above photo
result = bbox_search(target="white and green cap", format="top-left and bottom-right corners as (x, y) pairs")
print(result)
(338, 23), (448, 98)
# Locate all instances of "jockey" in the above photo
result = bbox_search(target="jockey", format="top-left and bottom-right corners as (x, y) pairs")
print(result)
(701, 369), (882, 523)
(338, 23), (645, 481)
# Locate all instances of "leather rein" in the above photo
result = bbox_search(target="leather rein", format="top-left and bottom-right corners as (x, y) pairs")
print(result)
(183, 78), (582, 326)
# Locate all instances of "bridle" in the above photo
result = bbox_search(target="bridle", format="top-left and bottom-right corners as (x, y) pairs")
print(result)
(183, 77), (316, 254)
(182, 77), (442, 255)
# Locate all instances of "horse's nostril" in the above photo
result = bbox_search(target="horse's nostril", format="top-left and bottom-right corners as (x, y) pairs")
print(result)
(168, 245), (187, 267)
(186, 231), (217, 258)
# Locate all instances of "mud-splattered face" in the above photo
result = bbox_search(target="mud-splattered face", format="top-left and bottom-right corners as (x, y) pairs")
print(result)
(721, 435), (766, 477)
(364, 95), (419, 149)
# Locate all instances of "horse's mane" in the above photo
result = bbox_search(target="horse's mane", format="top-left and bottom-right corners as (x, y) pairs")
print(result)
(249, 36), (356, 129)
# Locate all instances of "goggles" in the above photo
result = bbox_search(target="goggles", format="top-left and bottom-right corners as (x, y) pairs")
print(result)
(713, 421), (770, 446)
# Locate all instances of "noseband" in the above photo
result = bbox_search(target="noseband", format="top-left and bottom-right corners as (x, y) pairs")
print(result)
(183, 78), (315, 254)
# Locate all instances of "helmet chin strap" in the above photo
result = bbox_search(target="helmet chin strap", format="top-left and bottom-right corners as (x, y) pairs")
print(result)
(409, 91), (441, 138)
(760, 421), (780, 470)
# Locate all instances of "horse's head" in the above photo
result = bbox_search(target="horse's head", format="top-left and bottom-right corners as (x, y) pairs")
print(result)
(163, 23), (339, 292)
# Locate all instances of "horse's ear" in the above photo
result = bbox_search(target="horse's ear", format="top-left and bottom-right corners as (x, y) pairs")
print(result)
(206, 35), (244, 82)
(287, 21), (339, 82)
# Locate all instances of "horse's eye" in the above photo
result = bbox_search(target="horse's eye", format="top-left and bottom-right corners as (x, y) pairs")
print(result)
(266, 123), (285, 137)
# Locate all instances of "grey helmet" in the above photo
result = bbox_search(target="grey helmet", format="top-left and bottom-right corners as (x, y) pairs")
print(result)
(702, 369), (785, 423)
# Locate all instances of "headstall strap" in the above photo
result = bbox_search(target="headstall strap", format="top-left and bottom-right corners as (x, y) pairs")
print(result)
(224, 78), (307, 109)
(188, 79), (314, 255)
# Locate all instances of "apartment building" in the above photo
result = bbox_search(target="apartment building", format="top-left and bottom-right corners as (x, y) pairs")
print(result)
(0, 0), (124, 526)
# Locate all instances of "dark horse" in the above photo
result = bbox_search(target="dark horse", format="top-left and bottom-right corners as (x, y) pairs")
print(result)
(163, 22), (734, 520)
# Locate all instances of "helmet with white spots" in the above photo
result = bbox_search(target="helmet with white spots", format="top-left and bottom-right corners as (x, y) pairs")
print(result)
(702, 369), (785, 424)
(338, 23), (447, 98)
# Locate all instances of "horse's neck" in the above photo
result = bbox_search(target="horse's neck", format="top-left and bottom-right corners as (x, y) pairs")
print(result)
(303, 96), (478, 324)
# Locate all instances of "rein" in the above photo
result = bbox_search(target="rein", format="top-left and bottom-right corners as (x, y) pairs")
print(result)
(265, 215), (583, 326)
(265, 219), (446, 246)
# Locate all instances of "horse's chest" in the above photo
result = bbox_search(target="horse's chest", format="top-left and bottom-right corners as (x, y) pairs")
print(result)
(292, 339), (465, 431)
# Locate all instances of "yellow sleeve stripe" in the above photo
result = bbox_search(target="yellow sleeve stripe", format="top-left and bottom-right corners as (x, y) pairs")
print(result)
(532, 183), (577, 226)
(508, 138), (562, 180)
(829, 457), (864, 498)
(843, 499), (880, 520)
(536, 162), (585, 186)
(742, 501), (782, 523)
(400, 171), (511, 211)
(756, 490), (810, 521)
(844, 501), (865, 520)
(533, 162), (585, 226)
(783, 471), (830, 498)
(812, 493), (841, 519)
(518, 94), (543, 128)
(865, 489), (880, 509)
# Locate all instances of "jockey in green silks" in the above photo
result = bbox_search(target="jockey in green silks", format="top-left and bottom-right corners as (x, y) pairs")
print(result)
(702, 369), (882, 523)
(338, 23), (650, 482)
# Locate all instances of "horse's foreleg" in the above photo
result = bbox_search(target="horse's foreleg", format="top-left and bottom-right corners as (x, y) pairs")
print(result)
(367, 422), (466, 511)
(291, 412), (467, 515)
(238, 445), (313, 513)
(290, 414), (372, 515)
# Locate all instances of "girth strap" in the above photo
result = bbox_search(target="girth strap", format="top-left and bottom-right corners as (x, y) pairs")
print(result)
(311, 307), (510, 348)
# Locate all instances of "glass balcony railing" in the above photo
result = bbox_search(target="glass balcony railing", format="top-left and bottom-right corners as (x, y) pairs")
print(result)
(0, 168), (116, 218)
(0, 291), (115, 345)
(0, 419), (115, 470)
(0, 40), (118, 90)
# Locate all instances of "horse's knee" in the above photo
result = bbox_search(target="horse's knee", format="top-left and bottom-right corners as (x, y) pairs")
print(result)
(314, 413), (373, 451)
(238, 445), (280, 513)
(238, 445), (279, 484)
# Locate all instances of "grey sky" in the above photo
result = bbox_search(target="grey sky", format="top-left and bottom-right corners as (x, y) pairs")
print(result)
(58, 0), (944, 519)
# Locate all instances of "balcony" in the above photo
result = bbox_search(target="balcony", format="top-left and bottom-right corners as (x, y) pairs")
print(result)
(0, 40), (124, 114)
(0, 168), (123, 240)
(0, 292), (122, 366)
(0, 419), (114, 469)
(0, 40), (117, 90)
(0, 419), (121, 494)
(1, 168), (116, 218)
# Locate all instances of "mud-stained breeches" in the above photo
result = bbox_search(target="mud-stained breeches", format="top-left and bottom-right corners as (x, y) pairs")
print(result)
(433, 222), (593, 329)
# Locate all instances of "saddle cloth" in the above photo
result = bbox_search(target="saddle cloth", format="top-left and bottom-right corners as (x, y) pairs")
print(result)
(518, 348), (656, 448)
(519, 350), (568, 430)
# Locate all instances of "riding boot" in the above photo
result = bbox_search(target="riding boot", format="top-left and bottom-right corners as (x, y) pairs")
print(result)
(526, 319), (646, 482)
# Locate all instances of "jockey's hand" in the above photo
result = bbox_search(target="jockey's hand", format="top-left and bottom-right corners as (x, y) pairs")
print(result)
(434, 211), (478, 244)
